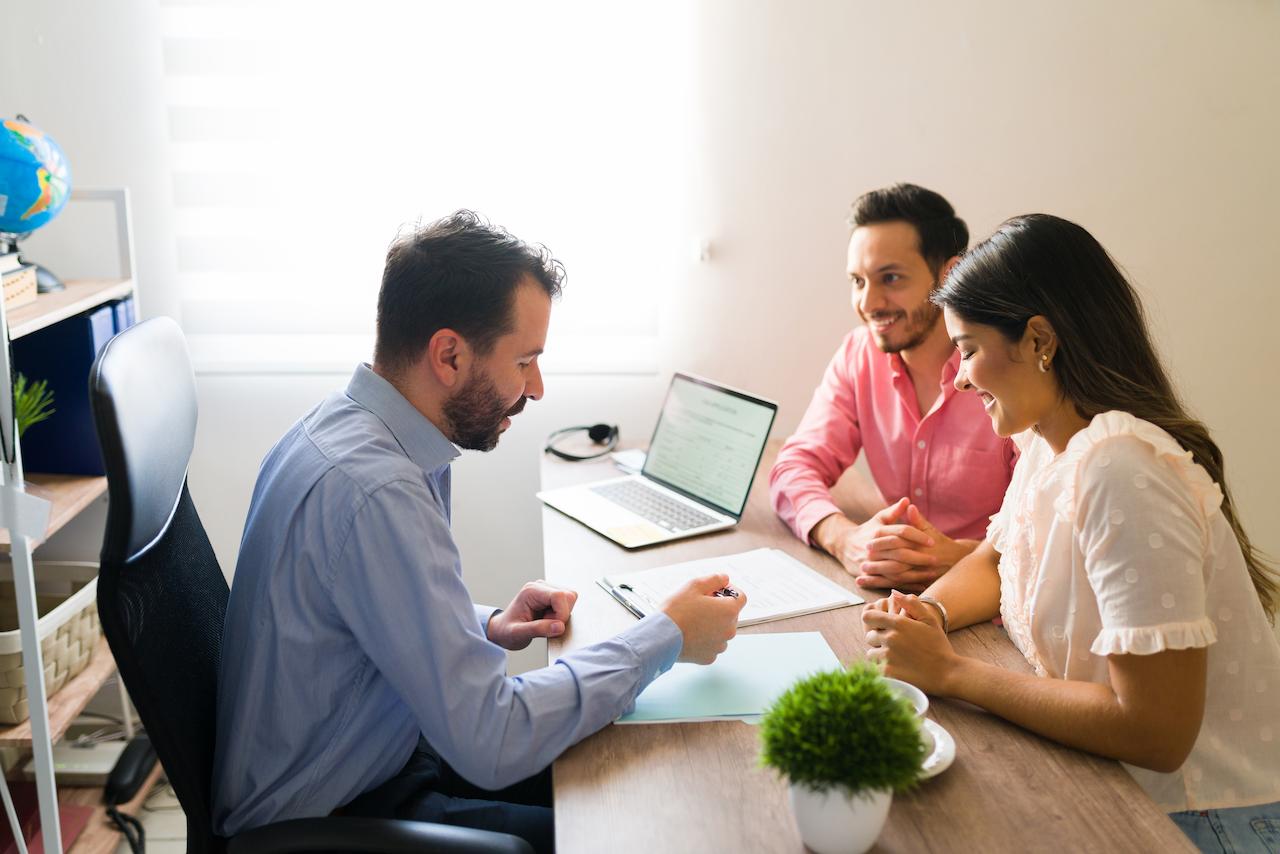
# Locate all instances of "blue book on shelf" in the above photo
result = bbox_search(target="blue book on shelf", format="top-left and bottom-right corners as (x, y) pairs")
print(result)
(13, 305), (117, 475)
(110, 296), (136, 333)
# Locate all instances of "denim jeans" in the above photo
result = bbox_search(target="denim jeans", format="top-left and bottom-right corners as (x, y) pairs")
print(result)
(1170, 801), (1280, 853)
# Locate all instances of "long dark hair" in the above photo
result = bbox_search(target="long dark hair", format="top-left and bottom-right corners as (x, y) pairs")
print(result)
(934, 214), (1277, 622)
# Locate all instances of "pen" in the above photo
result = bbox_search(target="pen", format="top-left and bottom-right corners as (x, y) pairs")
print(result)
(609, 584), (646, 619)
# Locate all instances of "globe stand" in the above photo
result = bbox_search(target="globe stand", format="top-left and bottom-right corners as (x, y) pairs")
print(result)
(27, 260), (64, 294)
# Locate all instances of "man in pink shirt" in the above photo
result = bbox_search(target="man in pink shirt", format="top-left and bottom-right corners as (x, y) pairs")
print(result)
(770, 184), (1017, 592)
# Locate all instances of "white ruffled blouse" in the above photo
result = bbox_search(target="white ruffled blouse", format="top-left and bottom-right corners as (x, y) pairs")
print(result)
(986, 411), (1280, 811)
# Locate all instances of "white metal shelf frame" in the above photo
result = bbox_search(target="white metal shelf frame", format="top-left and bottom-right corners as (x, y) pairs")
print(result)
(0, 188), (138, 854)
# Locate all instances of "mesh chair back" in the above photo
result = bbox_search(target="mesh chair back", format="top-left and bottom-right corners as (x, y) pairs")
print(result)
(90, 317), (226, 852)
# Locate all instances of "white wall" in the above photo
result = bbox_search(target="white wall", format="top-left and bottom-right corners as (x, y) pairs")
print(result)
(4, 1), (1279, 673)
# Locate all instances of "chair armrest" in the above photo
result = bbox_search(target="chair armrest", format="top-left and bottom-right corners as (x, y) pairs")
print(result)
(227, 816), (536, 854)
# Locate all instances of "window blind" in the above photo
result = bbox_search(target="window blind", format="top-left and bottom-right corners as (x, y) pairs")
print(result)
(160, 0), (691, 373)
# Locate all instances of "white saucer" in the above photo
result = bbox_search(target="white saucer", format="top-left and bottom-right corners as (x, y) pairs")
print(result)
(919, 718), (956, 780)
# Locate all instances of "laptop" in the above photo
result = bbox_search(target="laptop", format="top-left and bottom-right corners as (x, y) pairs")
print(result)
(537, 373), (778, 548)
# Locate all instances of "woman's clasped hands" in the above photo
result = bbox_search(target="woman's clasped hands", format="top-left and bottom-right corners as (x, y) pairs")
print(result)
(862, 590), (961, 695)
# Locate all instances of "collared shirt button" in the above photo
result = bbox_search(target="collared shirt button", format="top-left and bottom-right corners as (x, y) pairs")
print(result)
(914, 488), (923, 497)
(917, 440), (926, 449)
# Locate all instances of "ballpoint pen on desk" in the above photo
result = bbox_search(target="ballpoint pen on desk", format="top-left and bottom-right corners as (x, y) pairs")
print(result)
(607, 583), (646, 619)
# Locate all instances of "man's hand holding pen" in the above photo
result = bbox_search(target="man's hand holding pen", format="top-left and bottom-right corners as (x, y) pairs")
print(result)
(660, 573), (748, 664)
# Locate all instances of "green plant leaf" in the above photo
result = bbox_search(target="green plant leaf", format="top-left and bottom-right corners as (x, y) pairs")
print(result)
(14, 372), (56, 439)
(758, 661), (926, 795)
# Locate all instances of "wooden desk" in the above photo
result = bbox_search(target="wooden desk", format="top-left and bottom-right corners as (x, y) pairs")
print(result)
(542, 441), (1196, 853)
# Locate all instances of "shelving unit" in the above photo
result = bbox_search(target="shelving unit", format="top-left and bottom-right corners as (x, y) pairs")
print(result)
(0, 636), (115, 747)
(0, 189), (149, 853)
(0, 475), (108, 550)
(7, 279), (135, 341)
(0, 635), (156, 853)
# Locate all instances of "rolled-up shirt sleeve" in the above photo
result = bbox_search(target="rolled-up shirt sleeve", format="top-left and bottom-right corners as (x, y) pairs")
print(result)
(770, 335), (863, 542)
(330, 478), (682, 791)
(1075, 437), (1218, 657)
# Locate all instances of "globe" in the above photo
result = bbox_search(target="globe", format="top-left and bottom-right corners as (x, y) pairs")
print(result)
(0, 117), (72, 238)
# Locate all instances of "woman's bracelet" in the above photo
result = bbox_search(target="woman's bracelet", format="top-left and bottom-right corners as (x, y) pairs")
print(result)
(916, 594), (951, 634)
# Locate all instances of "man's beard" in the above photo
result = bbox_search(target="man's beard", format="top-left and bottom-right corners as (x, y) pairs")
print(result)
(863, 299), (943, 354)
(443, 368), (527, 451)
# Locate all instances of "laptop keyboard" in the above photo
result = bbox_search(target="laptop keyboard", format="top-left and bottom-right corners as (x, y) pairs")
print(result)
(591, 480), (719, 532)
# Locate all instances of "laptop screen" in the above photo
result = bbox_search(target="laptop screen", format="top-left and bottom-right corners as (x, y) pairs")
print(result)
(641, 374), (778, 518)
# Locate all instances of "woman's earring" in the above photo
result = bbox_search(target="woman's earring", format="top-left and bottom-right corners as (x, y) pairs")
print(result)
(1039, 354), (1050, 373)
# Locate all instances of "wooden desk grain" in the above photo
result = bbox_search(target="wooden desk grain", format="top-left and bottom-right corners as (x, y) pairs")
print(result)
(542, 441), (1196, 853)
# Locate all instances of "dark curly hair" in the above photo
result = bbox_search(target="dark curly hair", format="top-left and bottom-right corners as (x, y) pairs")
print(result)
(374, 210), (565, 375)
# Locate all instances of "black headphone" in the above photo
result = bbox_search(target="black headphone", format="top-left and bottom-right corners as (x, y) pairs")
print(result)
(544, 423), (619, 461)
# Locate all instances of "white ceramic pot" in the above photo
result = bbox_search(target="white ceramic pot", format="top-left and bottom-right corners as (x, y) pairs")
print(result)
(788, 783), (892, 854)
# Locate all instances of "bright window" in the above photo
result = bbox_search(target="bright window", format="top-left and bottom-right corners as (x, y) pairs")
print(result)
(162, 1), (691, 374)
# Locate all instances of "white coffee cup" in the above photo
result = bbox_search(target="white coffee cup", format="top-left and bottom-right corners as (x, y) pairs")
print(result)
(883, 677), (928, 717)
(883, 677), (935, 755)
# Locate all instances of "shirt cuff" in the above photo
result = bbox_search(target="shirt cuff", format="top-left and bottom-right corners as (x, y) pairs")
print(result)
(475, 604), (501, 638)
(796, 499), (844, 545)
(616, 612), (683, 684)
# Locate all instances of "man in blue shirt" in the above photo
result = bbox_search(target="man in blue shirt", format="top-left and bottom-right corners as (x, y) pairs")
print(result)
(212, 211), (746, 852)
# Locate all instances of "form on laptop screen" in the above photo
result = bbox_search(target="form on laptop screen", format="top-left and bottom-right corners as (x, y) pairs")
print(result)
(641, 374), (777, 517)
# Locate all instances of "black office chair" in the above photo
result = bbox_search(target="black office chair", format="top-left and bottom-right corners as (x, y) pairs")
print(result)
(89, 317), (534, 854)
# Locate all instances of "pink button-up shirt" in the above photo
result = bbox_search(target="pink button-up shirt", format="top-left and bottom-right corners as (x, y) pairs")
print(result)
(770, 327), (1017, 543)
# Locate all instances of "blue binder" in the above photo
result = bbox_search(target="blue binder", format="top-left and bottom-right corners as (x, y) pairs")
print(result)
(13, 305), (117, 475)
(110, 296), (136, 333)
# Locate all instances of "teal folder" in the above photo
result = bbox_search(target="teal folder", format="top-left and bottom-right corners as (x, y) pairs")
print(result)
(618, 631), (842, 724)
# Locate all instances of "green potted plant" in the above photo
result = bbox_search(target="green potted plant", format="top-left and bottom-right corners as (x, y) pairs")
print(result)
(14, 372), (55, 438)
(760, 662), (926, 854)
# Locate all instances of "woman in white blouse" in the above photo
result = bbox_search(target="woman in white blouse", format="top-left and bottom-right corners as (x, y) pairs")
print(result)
(862, 214), (1280, 852)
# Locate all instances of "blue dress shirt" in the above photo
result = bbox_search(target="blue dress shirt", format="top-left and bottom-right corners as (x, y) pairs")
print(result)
(213, 364), (682, 835)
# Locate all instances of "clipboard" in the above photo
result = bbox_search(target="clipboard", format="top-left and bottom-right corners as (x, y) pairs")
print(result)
(597, 548), (863, 627)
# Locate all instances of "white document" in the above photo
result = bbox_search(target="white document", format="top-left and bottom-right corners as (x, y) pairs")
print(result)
(598, 547), (863, 627)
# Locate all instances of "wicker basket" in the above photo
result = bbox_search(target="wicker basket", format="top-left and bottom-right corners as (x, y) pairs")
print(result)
(0, 561), (100, 724)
